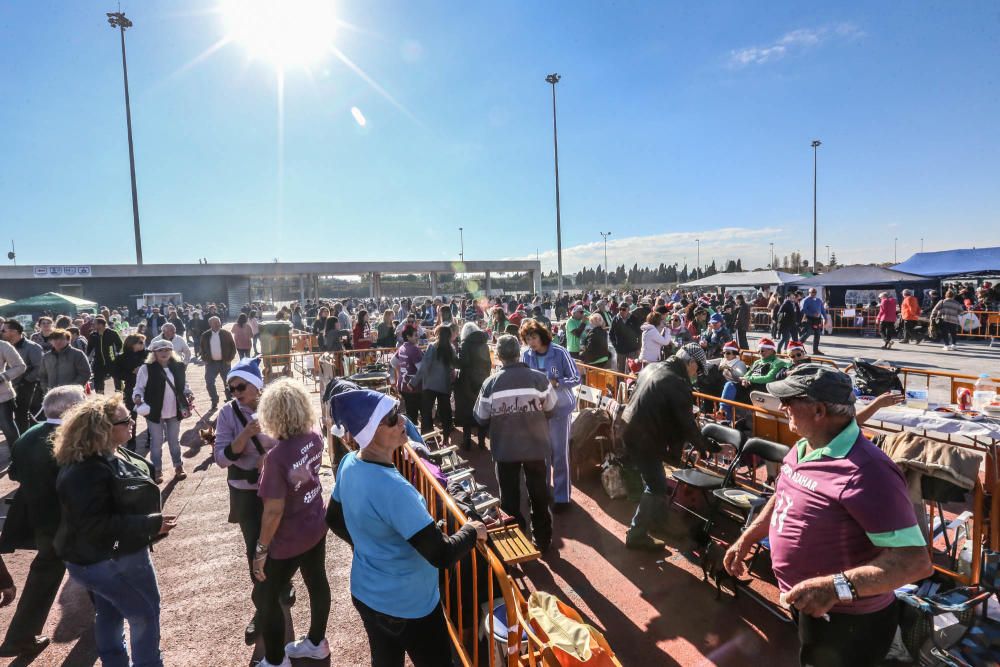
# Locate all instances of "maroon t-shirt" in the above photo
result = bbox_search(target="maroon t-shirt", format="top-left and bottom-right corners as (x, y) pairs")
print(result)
(769, 430), (921, 614)
(257, 430), (327, 560)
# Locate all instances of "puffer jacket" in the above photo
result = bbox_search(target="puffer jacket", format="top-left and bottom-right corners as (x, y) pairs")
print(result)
(55, 452), (162, 565)
(39, 346), (91, 391)
(639, 324), (672, 363)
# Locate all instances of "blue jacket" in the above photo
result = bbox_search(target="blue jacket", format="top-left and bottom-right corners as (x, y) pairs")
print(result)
(521, 343), (580, 417)
(801, 296), (827, 319)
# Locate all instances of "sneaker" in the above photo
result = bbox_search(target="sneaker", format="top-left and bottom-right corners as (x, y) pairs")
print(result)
(0, 636), (50, 657)
(943, 344), (950, 351)
(255, 658), (291, 667)
(949, 345), (957, 351)
(285, 637), (330, 660)
(244, 615), (258, 646)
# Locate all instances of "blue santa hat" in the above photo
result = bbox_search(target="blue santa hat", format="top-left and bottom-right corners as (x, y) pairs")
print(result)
(332, 389), (398, 449)
(227, 356), (264, 391)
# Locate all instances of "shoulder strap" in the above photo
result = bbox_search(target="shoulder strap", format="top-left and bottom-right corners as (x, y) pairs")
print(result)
(229, 400), (266, 456)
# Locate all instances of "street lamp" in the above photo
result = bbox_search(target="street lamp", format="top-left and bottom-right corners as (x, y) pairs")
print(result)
(600, 231), (612, 287)
(769, 242), (774, 270)
(107, 11), (144, 265)
(921, 237), (925, 253)
(811, 139), (821, 274)
(826, 245), (830, 266)
(458, 227), (464, 262)
(894, 237), (898, 263)
(696, 239), (700, 278)
(545, 73), (564, 296)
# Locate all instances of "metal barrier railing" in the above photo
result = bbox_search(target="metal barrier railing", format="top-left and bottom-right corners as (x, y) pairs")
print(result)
(747, 307), (1000, 341)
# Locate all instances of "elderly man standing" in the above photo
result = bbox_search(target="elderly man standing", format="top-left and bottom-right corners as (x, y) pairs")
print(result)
(152, 322), (192, 364)
(799, 288), (827, 355)
(621, 343), (707, 551)
(200, 316), (237, 409)
(724, 365), (931, 667)
(475, 335), (558, 552)
(0, 386), (86, 658)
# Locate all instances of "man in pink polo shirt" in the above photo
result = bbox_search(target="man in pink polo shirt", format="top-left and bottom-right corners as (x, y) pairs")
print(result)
(723, 364), (932, 667)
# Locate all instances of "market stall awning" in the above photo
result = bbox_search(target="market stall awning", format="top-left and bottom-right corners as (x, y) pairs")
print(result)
(892, 247), (1000, 278)
(680, 269), (800, 288)
(790, 265), (932, 287)
(0, 291), (98, 317)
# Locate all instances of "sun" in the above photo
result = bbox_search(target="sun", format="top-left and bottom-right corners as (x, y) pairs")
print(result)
(219, 0), (339, 69)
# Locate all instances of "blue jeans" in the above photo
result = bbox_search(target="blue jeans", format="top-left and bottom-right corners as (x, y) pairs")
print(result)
(65, 548), (162, 667)
(720, 381), (740, 421)
(628, 451), (670, 536)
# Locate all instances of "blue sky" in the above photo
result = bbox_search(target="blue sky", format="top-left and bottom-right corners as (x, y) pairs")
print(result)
(1, 1), (998, 274)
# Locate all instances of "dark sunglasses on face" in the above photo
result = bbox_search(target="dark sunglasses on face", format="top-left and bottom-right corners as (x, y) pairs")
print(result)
(113, 417), (134, 426)
(381, 407), (400, 428)
(228, 382), (248, 393)
(724, 351), (737, 356)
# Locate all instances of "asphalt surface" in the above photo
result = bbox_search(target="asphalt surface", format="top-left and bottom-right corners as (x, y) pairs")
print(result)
(0, 331), (998, 666)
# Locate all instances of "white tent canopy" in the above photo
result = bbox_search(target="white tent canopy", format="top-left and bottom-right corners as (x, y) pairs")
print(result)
(680, 270), (801, 289)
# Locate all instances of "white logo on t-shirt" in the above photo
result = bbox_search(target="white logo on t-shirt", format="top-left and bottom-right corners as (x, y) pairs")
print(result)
(771, 491), (793, 533)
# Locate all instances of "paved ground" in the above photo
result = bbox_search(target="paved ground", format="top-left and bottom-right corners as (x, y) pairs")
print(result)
(0, 331), (997, 666)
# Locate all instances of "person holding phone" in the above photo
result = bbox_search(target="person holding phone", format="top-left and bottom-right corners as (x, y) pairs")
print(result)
(326, 389), (486, 666)
(53, 394), (175, 667)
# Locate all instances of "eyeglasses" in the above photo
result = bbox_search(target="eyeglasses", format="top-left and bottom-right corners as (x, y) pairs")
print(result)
(724, 351), (737, 356)
(113, 417), (134, 426)
(789, 352), (804, 359)
(228, 382), (249, 393)
(380, 407), (400, 428)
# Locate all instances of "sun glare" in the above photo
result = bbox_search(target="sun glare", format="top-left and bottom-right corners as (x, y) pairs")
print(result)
(220, 0), (339, 69)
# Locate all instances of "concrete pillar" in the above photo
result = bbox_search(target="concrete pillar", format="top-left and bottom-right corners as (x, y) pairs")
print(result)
(485, 271), (492, 296)
(531, 269), (541, 294)
(298, 275), (305, 303)
(373, 272), (382, 299)
(430, 272), (439, 298)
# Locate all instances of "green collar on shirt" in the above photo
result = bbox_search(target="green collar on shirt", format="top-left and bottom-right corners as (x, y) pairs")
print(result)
(796, 419), (860, 463)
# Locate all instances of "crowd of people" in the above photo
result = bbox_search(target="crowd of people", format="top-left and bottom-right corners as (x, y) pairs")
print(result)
(0, 280), (997, 666)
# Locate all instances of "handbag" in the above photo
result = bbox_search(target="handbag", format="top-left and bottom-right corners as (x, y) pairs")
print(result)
(161, 365), (192, 420)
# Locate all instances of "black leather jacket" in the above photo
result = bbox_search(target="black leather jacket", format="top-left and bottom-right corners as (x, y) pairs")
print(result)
(54, 451), (162, 565)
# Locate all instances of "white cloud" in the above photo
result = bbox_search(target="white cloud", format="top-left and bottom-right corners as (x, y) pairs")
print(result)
(507, 226), (788, 274)
(729, 23), (864, 68)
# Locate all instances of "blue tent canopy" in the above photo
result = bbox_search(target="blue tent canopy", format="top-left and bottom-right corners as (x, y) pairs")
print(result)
(893, 247), (1000, 278)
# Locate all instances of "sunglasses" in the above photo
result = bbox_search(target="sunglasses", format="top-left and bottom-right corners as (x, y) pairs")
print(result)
(113, 417), (134, 426)
(724, 351), (737, 356)
(380, 407), (400, 428)
(228, 382), (249, 393)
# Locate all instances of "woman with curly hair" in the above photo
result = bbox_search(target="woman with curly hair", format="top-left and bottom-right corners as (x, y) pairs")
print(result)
(54, 393), (175, 667)
(251, 379), (330, 667)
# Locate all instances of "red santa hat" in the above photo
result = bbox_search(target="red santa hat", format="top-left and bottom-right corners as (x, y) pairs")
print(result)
(787, 340), (806, 355)
(722, 340), (740, 354)
(757, 337), (776, 351)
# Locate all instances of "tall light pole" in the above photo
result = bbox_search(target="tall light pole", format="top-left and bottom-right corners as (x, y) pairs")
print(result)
(921, 237), (924, 253)
(696, 239), (701, 278)
(545, 73), (564, 296)
(894, 237), (898, 263)
(458, 227), (464, 262)
(769, 242), (774, 270)
(826, 245), (830, 266)
(600, 231), (612, 287)
(811, 139), (821, 274)
(108, 11), (143, 265)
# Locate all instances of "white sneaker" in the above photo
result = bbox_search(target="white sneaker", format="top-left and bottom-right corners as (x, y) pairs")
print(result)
(950, 345), (957, 351)
(285, 637), (330, 660)
(256, 658), (291, 667)
(943, 344), (950, 351)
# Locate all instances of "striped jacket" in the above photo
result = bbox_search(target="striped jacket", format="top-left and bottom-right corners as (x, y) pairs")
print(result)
(474, 363), (557, 463)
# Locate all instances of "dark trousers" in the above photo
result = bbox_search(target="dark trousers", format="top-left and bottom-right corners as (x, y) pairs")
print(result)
(353, 597), (453, 667)
(204, 360), (232, 405)
(879, 321), (895, 344)
(252, 537), (330, 665)
(496, 460), (552, 546)
(735, 328), (749, 351)
(902, 320), (920, 343)
(420, 390), (452, 437)
(940, 322), (959, 347)
(401, 392), (421, 427)
(2, 531), (65, 644)
(776, 326), (798, 353)
(0, 400), (18, 449)
(12, 381), (40, 433)
(795, 600), (898, 667)
(92, 365), (113, 394)
(229, 487), (263, 586)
